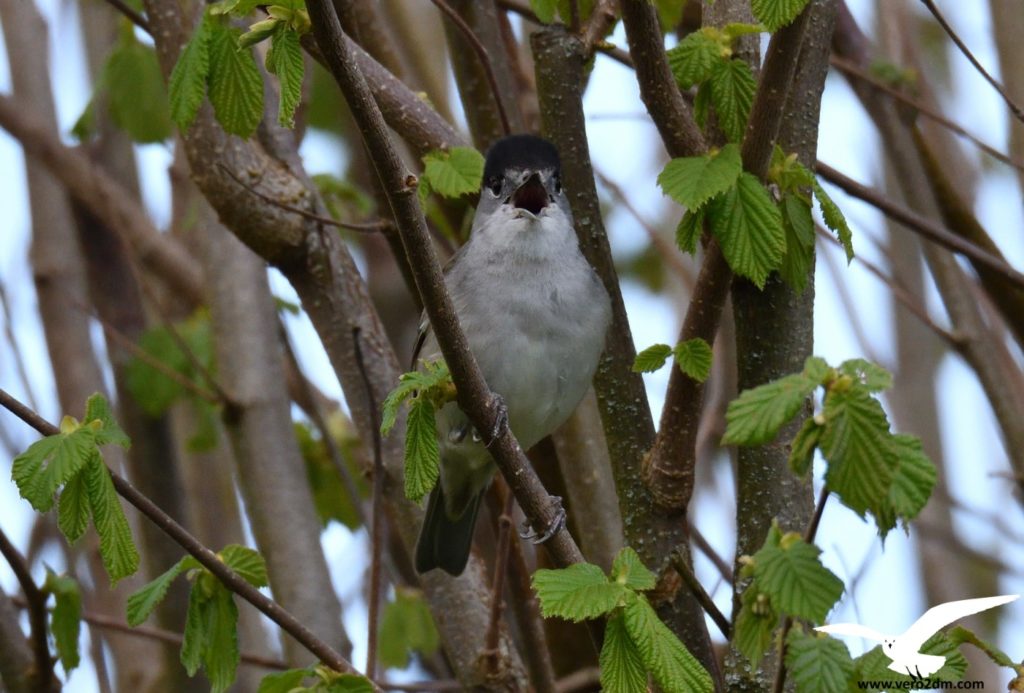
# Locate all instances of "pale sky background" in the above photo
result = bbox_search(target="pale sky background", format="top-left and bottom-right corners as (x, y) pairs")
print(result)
(0, 0), (1022, 690)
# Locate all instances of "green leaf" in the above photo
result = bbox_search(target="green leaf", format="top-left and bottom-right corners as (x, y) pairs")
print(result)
(126, 556), (195, 626)
(751, 527), (843, 622)
(124, 312), (214, 416)
(788, 416), (821, 477)
(611, 547), (656, 591)
(675, 209), (704, 254)
(378, 588), (440, 669)
(169, 13), (213, 131)
(723, 369), (819, 446)
(219, 544), (268, 587)
(768, 145), (815, 193)
(530, 0), (557, 23)
(819, 386), (897, 523)
(784, 628), (852, 693)
(181, 586), (205, 676)
(733, 586), (777, 666)
(421, 147), (485, 198)
(723, 22), (769, 40)
(673, 338), (712, 382)
(811, 177), (854, 262)
(266, 25), (304, 127)
(44, 570), (82, 673)
(623, 594), (713, 693)
(708, 59), (756, 142)
(104, 33), (172, 142)
(886, 434), (936, 523)
(71, 96), (96, 142)
(207, 21), (264, 137)
(779, 193), (815, 291)
(84, 393), (130, 449)
(533, 563), (625, 621)
(404, 398), (440, 503)
(948, 625), (1016, 668)
(58, 471), (90, 543)
(667, 31), (723, 88)
(257, 668), (314, 693)
(658, 143), (742, 211)
(239, 17), (278, 49)
(600, 611), (648, 693)
(203, 588), (240, 693)
(632, 344), (673, 373)
(751, 0), (811, 32)
(380, 361), (451, 437)
(83, 455), (139, 584)
(837, 359), (892, 392)
(326, 674), (376, 692)
(693, 81), (711, 131)
(707, 172), (786, 288)
(654, 0), (687, 31)
(12, 426), (95, 512)
(296, 422), (365, 529)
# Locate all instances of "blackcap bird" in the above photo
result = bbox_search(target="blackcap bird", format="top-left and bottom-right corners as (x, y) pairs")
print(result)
(414, 134), (612, 575)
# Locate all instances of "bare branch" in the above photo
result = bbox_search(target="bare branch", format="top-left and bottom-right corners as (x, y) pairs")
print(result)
(0, 527), (53, 690)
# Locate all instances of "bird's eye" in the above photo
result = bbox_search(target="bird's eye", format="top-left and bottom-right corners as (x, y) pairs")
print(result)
(553, 175), (562, 193)
(487, 177), (502, 196)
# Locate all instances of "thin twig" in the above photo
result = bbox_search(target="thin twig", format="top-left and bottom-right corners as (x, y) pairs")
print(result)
(101, 0), (151, 34)
(217, 164), (392, 233)
(353, 327), (384, 680)
(690, 525), (735, 584)
(555, 667), (601, 693)
(671, 549), (730, 639)
(919, 0), (1024, 124)
(0, 388), (372, 687)
(484, 487), (516, 676)
(428, 0), (512, 136)
(0, 526), (53, 687)
(0, 281), (40, 413)
(815, 161), (1024, 290)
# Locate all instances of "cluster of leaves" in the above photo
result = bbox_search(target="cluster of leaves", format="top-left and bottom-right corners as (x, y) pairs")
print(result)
(417, 147), (485, 241)
(11, 394), (139, 584)
(295, 420), (367, 529)
(380, 360), (455, 503)
(257, 666), (374, 693)
(533, 548), (713, 693)
(378, 587), (440, 669)
(169, 0), (309, 137)
(723, 356), (936, 536)
(632, 338), (713, 382)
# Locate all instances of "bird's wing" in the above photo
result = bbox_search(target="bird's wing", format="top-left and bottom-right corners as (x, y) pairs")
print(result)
(409, 241), (472, 369)
(815, 623), (886, 641)
(902, 595), (1020, 650)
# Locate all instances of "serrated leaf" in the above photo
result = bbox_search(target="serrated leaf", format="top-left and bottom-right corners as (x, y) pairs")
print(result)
(886, 434), (936, 523)
(667, 31), (723, 88)
(733, 586), (777, 666)
(58, 471), (90, 542)
(266, 25), (304, 127)
(169, 14), (213, 131)
(533, 563), (624, 621)
(751, 0), (811, 32)
(658, 143), (742, 211)
(12, 428), (95, 512)
(752, 530), (843, 622)
(378, 588), (440, 669)
(819, 387), (897, 524)
(708, 172), (786, 288)
(611, 547), (656, 591)
(44, 570), (82, 673)
(708, 59), (756, 142)
(853, 633), (967, 684)
(724, 22), (769, 40)
(530, 0), (557, 23)
(674, 338), (712, 382)
(83, 455), (139, 584)
(219, 544), (268, 587)
(257, 668), (314, 693)
(203, 588), (240, 693)
(784, 629), (852, 693)
(837, 359), (892, 392)
(207, 21), (264, 137)
(623, 594), (713, 693)
(803, 355), (831, 383)
(104, 34), (172, 142)
(85, 393), (130, 448)
(404, 399), (440, 503)
(600, 611), (648, 693)
(693, 81), (711, 131)
(381, 362), (451, 437)
(127, 556), (194, 626)
(421, 147), (484, 198)
(769, 145), (815, 193)
(723, 369), (819, 446)
(181, 586), (205, 675)
(810, 177), (854, 262)
(947, 625), (1016, 668)
(239, 17), (278, 49)
(779, 193), (815, 291)
(326, 674), (376, 692)
(632, 344), (673, 373)
(788, 416), (821, 477)
(675, 209), (704, 254)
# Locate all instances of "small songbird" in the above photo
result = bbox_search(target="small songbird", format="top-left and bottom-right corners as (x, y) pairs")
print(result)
(413, 134), (612, 576)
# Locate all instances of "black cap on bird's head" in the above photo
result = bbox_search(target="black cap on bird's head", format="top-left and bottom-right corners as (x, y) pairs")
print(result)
(482, 134), (561, 183)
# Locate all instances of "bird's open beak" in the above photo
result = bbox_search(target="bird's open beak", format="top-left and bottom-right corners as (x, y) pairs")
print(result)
(511, 172), (549, 216)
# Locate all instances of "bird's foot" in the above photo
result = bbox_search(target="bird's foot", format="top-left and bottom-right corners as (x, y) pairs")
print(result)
(519, 496), (566, 544)
(485, 393), (509, 448)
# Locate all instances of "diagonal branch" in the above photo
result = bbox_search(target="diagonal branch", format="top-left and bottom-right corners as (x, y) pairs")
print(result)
(0, 527), (53, 691)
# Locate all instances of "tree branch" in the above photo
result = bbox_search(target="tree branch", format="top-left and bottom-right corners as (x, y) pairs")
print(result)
(0, 527), (53, 691)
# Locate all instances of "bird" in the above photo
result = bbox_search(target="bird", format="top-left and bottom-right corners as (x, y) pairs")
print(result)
(413, 134), (612, 576)
(816, 594), (1019, 678)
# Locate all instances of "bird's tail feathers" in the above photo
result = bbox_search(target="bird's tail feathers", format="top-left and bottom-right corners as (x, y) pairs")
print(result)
(414, 485), (483, 576)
